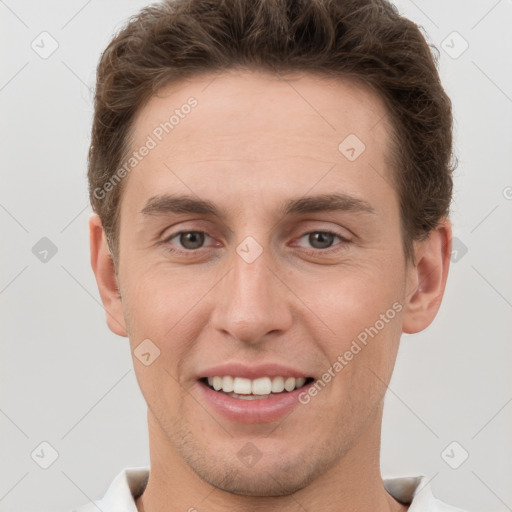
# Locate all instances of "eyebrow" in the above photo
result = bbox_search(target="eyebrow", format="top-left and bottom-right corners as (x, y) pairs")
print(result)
(139, 192), (376, 219)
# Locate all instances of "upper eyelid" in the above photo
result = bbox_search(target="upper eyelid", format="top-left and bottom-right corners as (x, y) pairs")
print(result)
(160, 218), (354, 239)
(163, 228), (350, 250)
(293, 230), (350, 248)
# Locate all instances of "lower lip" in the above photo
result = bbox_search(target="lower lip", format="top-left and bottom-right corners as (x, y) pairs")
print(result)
(198, 381), (311, 424)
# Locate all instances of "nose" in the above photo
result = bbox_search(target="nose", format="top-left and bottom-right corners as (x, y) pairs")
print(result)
(210, 241), (293, 345)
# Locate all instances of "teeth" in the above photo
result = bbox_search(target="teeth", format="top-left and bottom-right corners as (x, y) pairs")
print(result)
(295, 377), (306, 388)
(233, 377), (252, 394)
(252, 377), (272, 395)
(284, 377), (296, 392)
(221, 375), (234, 392)
(213, 376), (222, 391)
(226, 393), (269, 400)
(271, 376), (285, 393)
(205, 375), (309, 395)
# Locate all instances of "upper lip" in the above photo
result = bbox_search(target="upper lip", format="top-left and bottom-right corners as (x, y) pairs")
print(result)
(198, 363), (312, 380)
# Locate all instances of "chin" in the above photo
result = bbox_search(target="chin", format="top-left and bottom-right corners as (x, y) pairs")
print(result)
(194, 461), (313, 497)
(171, 423), (337, 497)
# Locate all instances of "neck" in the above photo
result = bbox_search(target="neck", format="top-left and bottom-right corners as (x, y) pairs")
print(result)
(136, 403), (407, 512)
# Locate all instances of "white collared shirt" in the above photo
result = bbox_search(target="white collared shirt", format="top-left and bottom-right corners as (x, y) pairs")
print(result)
(72, 467), (469, 512)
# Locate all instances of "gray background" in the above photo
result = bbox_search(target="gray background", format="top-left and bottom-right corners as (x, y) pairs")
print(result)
(1, 0), (511, 511)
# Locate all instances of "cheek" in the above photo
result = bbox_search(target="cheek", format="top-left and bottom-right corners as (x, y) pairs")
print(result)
(303, 271), (403, 424)
(121, 267), (211, 369)
(294, 261), (404, 366)
(302, 262), (399, 318)
(122, 262), (201, 323)
(122, 270), (196, 411)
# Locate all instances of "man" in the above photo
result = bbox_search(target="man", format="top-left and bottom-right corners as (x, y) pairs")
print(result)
(77, 0), (466, 510)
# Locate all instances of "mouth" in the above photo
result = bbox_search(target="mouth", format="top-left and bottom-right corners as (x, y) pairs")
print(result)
(199, 375), (315, 400)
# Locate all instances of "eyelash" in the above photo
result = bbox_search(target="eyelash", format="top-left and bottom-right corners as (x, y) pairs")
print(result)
(159, 229), (351, 257)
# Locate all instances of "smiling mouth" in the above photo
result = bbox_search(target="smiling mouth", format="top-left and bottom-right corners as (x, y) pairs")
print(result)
(200, 376), (314, 400)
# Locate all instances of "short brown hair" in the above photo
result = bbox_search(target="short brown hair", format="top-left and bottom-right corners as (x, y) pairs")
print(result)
(88, 0), (455, 268)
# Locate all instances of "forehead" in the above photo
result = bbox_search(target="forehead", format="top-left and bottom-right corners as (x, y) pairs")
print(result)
(121, 69), (396, 216)
(131, 69), (390, 156)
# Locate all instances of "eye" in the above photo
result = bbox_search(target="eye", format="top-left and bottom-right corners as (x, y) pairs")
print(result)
(160, 228), (351, 257)
(162, 231), (214, 253)
(295, 230), (350, 252)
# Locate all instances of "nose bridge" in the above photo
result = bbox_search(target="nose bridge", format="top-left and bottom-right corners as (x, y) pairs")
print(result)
(212, 236), (292, 343)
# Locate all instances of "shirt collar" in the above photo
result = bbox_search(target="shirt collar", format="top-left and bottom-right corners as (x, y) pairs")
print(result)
(97, 467), (439, 511)
(383, 475), (437, 510)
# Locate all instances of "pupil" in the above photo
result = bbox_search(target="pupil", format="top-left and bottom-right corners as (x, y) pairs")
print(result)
(310, 232), (334, 249)
(181, 232), (204, 250)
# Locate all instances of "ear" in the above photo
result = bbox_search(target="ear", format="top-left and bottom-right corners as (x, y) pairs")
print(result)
(89, 213), (128, 337)
(402, 218), (452, 334)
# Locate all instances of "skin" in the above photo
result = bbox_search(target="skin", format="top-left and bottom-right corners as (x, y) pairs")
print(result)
(90, 69), (451, 512)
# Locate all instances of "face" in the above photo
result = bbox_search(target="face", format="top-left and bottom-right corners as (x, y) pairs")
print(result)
(91, 70), (448, 496)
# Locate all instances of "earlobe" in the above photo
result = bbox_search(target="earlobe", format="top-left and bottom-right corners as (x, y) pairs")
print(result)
(89, 213), (128, 337)
(402, 219), (452, 334)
